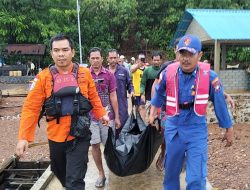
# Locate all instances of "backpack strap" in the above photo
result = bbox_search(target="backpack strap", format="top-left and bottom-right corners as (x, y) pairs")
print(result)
(72, 63), (79, 116)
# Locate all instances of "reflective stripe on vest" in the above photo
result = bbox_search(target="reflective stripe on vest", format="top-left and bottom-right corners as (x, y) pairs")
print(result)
(166, 62), (210, 117)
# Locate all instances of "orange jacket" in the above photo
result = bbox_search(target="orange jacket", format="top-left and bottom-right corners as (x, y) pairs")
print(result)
(18, 65), (106, 142)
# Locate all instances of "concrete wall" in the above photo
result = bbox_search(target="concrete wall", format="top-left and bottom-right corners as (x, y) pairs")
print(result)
(0, 76), (33, 84)
(207, 93), (250, 124)
(219, 70), (248, 91)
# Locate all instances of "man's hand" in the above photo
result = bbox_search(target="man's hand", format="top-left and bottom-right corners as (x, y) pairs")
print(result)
(149, 115), (155, 126)
(16, 140), (29, 157)
(222, 127), (234, 147)
(100, 114), (110, 127)
(115, 117), (121, 129)
(141, 94), (145, 103)
(149, 105), (158, 127)
(224, 93), (235, 110)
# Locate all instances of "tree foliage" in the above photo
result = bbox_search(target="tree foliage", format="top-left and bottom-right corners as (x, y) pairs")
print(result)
(0, 0), (249, 65)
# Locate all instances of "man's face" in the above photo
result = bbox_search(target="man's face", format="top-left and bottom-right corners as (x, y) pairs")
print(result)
(118, 58), (123, 65)
(50, 39), (75, 70)
(178, 50), (202, 73)
(152, 55), (162, 67)
(107, 52), (118, 67)
(89, 51), (103, 70)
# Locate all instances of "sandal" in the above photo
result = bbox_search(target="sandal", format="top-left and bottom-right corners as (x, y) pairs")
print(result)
(95, 177), (106, 188)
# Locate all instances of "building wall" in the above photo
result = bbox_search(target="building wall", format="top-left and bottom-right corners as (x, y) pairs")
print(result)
(207, 93), (250, 124)
(219, 70), (248, 91)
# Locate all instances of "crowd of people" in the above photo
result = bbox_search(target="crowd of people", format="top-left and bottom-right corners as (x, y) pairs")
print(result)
(15, 33), (234, 190)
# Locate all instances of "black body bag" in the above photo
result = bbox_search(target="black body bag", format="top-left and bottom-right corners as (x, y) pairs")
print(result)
(104, 111), (164, 177)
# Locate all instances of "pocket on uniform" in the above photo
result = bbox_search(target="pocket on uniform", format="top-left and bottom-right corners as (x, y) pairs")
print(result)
(70, 115), (92, 140)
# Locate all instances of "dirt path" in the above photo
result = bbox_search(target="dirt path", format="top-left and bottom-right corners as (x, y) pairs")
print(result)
(0, 83), (249, 189)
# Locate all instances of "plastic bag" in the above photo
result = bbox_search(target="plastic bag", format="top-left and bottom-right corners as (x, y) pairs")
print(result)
(104, 111), (164, 177)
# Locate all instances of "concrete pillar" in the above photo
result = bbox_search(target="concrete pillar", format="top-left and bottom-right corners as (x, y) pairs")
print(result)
(221, 45), (226, 70)
(214, 40), (221, 73)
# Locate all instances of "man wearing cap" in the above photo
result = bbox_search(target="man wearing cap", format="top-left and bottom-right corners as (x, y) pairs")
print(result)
(149, 34), (234, 190)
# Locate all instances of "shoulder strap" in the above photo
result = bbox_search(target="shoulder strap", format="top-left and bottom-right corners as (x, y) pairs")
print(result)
(72, 63), (79, 78)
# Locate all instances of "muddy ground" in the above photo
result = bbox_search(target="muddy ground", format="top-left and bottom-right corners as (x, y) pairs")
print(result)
(0, 84), (249, 189)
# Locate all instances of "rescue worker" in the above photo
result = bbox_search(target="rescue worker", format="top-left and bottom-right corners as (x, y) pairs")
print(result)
(15, 33), (109, 190)
(149, 34), (234, 190)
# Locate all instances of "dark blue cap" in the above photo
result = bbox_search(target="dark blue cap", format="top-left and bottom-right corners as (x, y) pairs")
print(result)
(177, 34), (202, 54)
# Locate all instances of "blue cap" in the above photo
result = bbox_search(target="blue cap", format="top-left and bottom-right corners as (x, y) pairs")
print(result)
(177, 34), (202, 54)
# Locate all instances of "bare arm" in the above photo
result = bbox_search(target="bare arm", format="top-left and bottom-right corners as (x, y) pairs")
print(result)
(151, 79), (158, 99)
(224, 92), (235, 110)
(130, 63), (139, 73)
(149, 104), (158, 125)
(110, 91), (121, 128)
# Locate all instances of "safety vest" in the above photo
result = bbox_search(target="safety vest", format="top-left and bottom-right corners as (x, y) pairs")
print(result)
(166, 62), (210, 117)
(40, 63), (93, 124)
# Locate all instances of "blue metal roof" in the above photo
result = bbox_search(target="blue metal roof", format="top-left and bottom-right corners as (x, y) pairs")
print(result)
(171, 9), (250, 46)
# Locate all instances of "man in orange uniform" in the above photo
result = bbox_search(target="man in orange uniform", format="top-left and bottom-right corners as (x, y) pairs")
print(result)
(15, 33), (108, 190)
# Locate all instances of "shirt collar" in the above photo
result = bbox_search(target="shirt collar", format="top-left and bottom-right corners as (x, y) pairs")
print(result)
(90, 66), (107, 74)
(178, 65), (198, 77)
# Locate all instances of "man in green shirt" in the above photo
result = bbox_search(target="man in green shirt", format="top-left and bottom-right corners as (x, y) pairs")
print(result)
(140, 51), (163, 123)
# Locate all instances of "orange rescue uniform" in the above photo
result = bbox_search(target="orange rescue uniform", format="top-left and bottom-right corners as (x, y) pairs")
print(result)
(18, 65), (105, 142)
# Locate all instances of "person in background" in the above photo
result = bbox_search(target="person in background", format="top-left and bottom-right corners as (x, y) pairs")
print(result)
(119, 54), (130, 74)
(16, 33), (108, 190)
(26, 61), (31, 76)
(30, 61), (35, 76)
(128, 56), (135, 71)
(107, 49), (134, 137)
(140, 51), (162, 123)
(149, 34), (234, 190)
(130, 53), (146, 118)
(89, 47), (121, 188)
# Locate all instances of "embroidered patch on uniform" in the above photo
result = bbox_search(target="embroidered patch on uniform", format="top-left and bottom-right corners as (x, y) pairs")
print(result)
(29, 77), (38, 91)
(212, 77), (220, 91)
(212, 77), (219, 84)
(158, 72), (163, 83)
(191, 85), (196, 96)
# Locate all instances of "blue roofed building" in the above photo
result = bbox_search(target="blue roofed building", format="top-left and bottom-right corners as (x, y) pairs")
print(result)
(172, 9), (250, 91)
